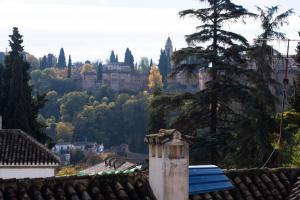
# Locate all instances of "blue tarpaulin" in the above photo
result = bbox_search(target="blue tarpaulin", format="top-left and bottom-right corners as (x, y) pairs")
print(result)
(189, 165), (234, 195)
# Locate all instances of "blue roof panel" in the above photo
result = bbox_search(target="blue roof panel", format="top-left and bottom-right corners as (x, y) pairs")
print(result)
(189, 165), (234, 195)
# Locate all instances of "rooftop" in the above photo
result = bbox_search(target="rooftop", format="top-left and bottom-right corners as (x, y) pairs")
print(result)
(0, 129), (60, 166)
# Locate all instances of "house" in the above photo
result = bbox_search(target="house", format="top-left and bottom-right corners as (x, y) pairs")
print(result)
(0, 129), (60, 179)
(1, 129), (300, 199)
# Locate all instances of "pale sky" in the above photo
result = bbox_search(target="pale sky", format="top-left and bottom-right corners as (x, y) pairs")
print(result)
(0, 0), (299, 63)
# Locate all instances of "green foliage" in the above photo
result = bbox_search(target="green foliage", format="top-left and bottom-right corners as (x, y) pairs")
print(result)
(139, 57), (150, 74)
(58, 48), (66, 68)
(67, 55), (72, 78)
(97, 63), (103, 82)
(0, 27), (48, 143)
(56, 122), (75, 142)
(158, 50), (169, 87)
(70, 149), (85, 164)
(158, 0), (255, 165)
(30, 68), (78, 95)
(109, 50), (117, 63)
(124, 48), (134, 71)
(59, 91), (90, 122)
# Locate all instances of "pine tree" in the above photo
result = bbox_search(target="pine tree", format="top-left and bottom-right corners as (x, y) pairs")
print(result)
(67, 55), (72, 78)
(0, 27), (48, 143)
(154, 0), (255, 164)
(115, 54), (119, 63)
(158, 50), (169, 88)
(149, 59), (153, 68)
(124, 48), (135, 71)
(58, 48), (66, 68)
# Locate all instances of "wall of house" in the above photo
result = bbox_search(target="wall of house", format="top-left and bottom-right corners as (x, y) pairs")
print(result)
(149, 144), (165, 200)
(0, 167), (55, 179)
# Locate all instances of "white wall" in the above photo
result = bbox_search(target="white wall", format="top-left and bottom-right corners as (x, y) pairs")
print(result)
(0, 167), (55, 179)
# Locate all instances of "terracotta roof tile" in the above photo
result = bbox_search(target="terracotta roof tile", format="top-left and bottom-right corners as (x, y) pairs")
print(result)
(191, 168), (300, 200)
(0, 173), (156, 200)
(0, 129), (59, 166)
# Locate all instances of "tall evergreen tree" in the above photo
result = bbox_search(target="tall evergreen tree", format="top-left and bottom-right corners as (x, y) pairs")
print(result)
(40, 55), (47, 69)
(109, 51), (116, 63)
(0, 27), (48, 143)
(149, 59), (153, 68)
(58, 48), (66, 68)
(115, 54), (119, 63)
(67, 55), (72, 78)
(236, 6), (294, 167)
(158, 50), (169, 88)
(152, 0), (255, 165)
(97, 62), (103, 82)
(124, 48), (134, 71)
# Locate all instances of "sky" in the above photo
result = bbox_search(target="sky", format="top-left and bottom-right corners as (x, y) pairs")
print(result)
(0, 0), (299, 63)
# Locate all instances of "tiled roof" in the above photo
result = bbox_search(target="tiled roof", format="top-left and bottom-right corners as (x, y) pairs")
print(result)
(190, 168), (300, 200)
(0, 129), (60, 166)
(0, 172), (156, 200)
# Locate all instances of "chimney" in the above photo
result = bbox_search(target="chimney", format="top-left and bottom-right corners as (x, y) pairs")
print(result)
(0, 115), (2, 130)
(144, 129), (191, 200)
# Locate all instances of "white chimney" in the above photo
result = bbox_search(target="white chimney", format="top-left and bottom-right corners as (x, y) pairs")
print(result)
(145, 129), (191, 200)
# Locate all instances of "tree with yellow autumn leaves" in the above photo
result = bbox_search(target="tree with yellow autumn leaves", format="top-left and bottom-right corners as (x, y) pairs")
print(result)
(148, 65), (163, 93)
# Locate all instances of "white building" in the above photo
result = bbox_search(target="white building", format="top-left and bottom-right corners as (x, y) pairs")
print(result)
(0, 129), (60, 179)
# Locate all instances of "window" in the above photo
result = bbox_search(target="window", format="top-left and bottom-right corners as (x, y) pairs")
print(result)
(151, 144), (156, 157)
(168, 145), (184, 159)
(157, 144), (162, 158)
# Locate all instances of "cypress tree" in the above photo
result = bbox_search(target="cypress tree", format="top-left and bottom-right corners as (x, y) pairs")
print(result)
(40, 55), (47, 69)
(0, 27), (48, 143)
(158, 50), (169, 87)
(124, 48), (134, 71)
(150, 59), (153, 68)
(67, 55), (72, 78)
(109, 51), (116, 63)
(97, 62), (103, 82)
(58, 48), (66, 68)
(115, 54), (119, 63)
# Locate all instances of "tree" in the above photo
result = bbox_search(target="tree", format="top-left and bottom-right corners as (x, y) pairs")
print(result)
(56, 122), (75, 142)
(47, 53), (57, 67)
(148, 65), (163, 92)
(67, 55), (72, 78)
(233, 6), (294, 167)
(155, 0), (254, 165)
(58, 48), (66, 68)
(109, 50), (117, 63)
(0, 27), (48, 143)
(139, 57), (150, 73)
(158, 50), (169, 87)
(97, 62), (103, 82)
(40, 55), (47, 69)
(124, 48), (134, 71)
